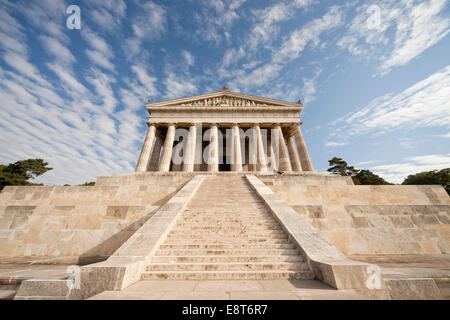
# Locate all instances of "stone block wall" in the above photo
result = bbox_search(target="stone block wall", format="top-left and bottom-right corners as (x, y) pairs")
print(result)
(259, 175), (450, 256)
(0, 174), (192, 264)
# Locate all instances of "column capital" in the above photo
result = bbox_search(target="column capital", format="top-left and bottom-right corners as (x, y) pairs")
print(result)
(271, 123), (281, 129)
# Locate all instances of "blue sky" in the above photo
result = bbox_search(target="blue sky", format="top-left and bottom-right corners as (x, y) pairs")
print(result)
(0, 0), (449, 185)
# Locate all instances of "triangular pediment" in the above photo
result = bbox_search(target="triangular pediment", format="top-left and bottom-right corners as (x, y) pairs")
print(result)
(148, 89), (302, 109)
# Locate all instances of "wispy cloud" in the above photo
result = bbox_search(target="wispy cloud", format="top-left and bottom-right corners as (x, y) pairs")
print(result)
(325, 141), (348, 147)
(332, 65), (450, 137)
(301, 68), (322, 104)
(338, 0), (450, 75)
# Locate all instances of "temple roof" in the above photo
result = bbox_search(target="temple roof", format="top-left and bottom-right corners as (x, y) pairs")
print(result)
(147, 88), (302, 109)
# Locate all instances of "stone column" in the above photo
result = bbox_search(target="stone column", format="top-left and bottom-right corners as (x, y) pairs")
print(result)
(148, 135), (163, 171)
(254, 124), (267, 171)
(274, 125), (292, 172)
(208, 124), (219, 172)
(158, 124), (176, 172)
(266, 132), (275, 170)
(287, 135), (302, 172)
(136, 125), (156, 172)
(268, 129), (279, 170)
(183, 124), (197, 172)
(293, 124), (314, 171)
(231, 124), (243, 172)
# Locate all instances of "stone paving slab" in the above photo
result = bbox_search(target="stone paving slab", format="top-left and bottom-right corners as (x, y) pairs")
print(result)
(350, 254), (450, 280)
(0, 264), (70, 282)
(89, 279), (369, 300)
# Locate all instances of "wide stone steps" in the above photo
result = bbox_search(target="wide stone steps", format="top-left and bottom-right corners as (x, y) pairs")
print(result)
(172, 226), (284, 232)
(143, 175), (314, 281)
(177, 221), (281, 226)
(181, 217), (277, 222)
(141, 270), (315, 280)
(159, 243), (295, 249)
(182, 214), (271, 219)
(155, 249), (300, 256)
(163, 238), (292, 245)
(150, 255), (305, 263)
(146, 262), (310, 272)
(167, 232), (289, 240)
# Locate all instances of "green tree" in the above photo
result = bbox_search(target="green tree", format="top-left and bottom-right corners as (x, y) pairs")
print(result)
(79, 182), (95, 186)
(0, 159), (52, 190)
(402, 168), (450, 195)
(327, 157), (391, 185)
(327, 157), (359, 176)
(354, 169), (391, 185)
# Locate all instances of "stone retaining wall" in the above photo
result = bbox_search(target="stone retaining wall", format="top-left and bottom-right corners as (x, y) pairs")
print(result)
(259, 175), (450, 256)
(0, 175), (192, 264)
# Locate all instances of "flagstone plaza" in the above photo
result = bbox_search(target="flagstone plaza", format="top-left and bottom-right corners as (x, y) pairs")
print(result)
(0, 89), (449, 300)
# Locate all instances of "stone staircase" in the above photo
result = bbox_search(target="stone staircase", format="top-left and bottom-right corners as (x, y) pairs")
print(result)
(142, 175), (314, 280)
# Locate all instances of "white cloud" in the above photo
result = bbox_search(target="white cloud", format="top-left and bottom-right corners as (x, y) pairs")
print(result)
(381, 0), (449, 74)
(338, 0), (450, 75)
(88, 0), (127, 32)
(131, 65), (158, 97)
(164, 72), (197, 99)
(301, 68), (322, 104)
(227, 5), (342, 92)
(82, 28), (116, 72)
(46, 63), (87, 95)
(132, 2), (167, 40)
(39, 36), (76, 66)
(274, 6), (343, 63)
(332, 65), (450, 136)
(182, 50), (195, 67)
(325, 141), (348, 147)
(370, 153), (450, 183)
(3, 52), (50, 86)
(0, 32), (27, 55)
(230, 63), (282, 91)
(124, 1), (166, 59)
(85, 50), (115, 72)
(194, 0), (247, 45)
(293, 0), (315, 8)
(438, 132), (450, 138)
(248, 3), (292, 50)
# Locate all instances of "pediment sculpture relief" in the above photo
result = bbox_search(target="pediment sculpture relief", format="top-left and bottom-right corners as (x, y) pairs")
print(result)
(179, 96), (270, 107)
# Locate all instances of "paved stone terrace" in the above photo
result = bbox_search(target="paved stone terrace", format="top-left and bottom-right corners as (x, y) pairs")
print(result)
(89, 279), (368, 300)
(0, 264), (70, 300)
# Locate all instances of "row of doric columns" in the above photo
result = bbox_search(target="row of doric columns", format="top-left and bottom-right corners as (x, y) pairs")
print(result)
(135, 123), (314, 173)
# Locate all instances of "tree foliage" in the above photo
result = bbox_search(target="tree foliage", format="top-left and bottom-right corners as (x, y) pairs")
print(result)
(354, 170), (391, 185)
(402, 168), (450, 195)
(327, 157), (359, 176)
(79, 182), (95, 186)
(0, 159), (52, 190)
(327, 157), (391, 185)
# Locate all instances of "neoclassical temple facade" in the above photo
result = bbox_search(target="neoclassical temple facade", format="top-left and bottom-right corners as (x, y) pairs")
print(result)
(135, 87), (314, 173)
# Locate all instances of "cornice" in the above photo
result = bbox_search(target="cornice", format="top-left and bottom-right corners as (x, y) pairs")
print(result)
(147, 90), (302, 109)
(147, 106), (302, 112)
